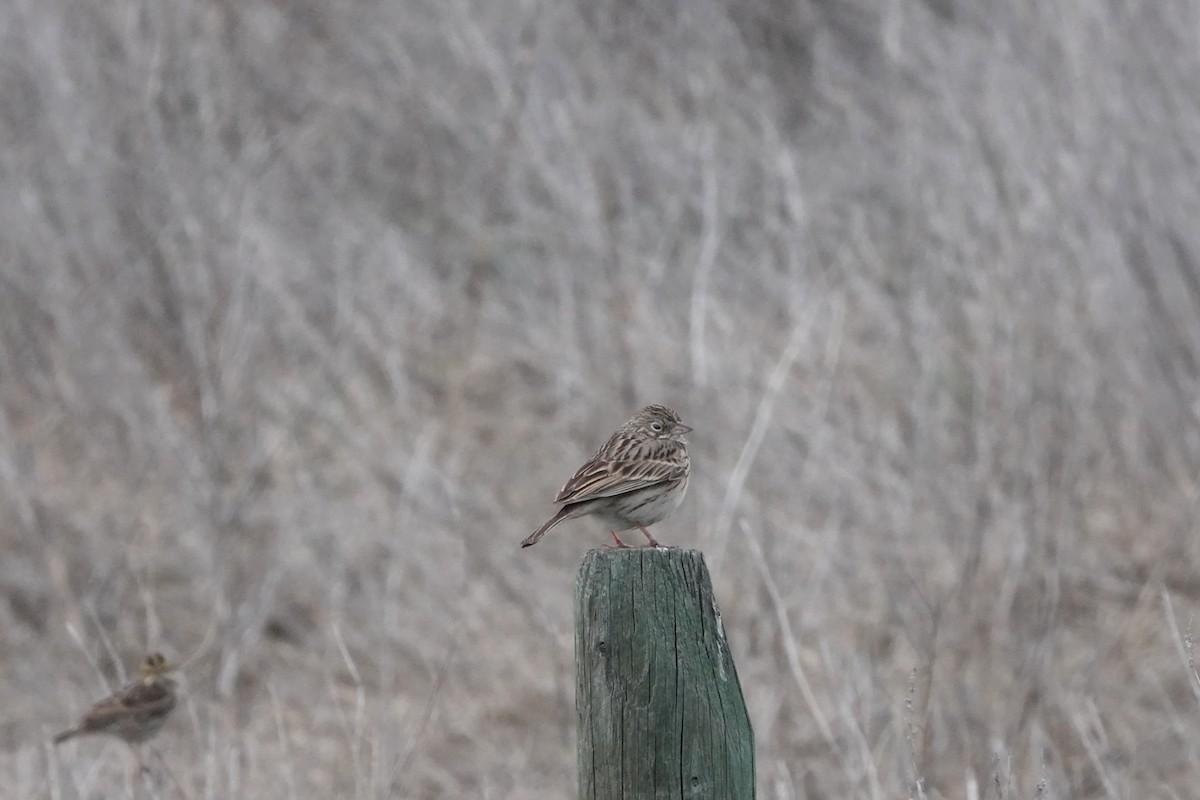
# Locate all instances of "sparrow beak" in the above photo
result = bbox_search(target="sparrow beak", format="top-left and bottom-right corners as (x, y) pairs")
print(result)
(672, 422), (692, 435)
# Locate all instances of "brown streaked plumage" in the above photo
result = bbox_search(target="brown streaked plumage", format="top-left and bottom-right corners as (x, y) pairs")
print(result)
(53, 653), (178, 746)
(522, 405), (691, 548)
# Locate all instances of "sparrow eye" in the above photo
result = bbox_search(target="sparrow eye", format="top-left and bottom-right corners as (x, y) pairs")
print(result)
(650, 421), (663, 432)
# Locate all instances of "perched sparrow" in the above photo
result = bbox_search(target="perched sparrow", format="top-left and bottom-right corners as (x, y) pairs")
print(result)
(53, 653), (178, 746)
(522, 405), (691, 548)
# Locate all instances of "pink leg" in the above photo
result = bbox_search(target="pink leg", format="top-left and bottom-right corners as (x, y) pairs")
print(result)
(638, 526), (662, 548)
(605, 531), (631, 549)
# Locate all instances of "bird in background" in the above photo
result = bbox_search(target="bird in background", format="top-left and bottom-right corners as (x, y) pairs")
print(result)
(522, 404), (691, 549)
(53, 652), (178, 746)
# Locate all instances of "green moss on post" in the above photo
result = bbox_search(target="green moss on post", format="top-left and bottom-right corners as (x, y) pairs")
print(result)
(575, 548), (755, 799)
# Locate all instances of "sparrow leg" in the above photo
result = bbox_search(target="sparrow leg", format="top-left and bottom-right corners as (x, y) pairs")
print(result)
(606, 531), (631, 548)
(637, 526), (662, 548)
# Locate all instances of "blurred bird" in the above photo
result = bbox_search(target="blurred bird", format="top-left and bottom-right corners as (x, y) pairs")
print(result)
(53, 652), (178, 746)
(522, 404), (691, 548)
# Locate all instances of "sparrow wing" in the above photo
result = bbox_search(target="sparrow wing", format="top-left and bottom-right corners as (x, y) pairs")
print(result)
(120, 681), (176, 715)
(555, 451), (687, 505)
(76, 681), (174, 733)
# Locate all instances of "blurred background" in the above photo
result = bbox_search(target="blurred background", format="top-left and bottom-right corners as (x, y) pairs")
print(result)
(2, 0), (1199, 797)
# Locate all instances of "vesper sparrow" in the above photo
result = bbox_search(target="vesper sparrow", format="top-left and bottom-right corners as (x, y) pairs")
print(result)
(53, 653), (178, 746)
(522, 404), (691, 549)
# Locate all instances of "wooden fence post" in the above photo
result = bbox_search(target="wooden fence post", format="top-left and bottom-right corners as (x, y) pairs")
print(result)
(575, 548), (755, 799)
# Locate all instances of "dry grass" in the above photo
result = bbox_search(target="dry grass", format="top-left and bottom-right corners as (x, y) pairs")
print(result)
(2, 0), (1199, 797)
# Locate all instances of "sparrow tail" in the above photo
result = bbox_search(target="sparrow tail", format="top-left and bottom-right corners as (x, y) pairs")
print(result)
(53, 729), (79, 745)
(521, 507), (571, 548)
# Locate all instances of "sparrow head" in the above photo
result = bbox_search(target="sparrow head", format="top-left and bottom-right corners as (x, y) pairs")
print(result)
(139, 652), (174, 680)
(631, 404), (691, 441)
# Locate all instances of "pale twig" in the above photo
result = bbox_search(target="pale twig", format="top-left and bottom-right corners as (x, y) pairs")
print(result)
(710, 316), (811, 566)
(388, 622), (463, 795)
(268, 682), (300, 800)
(1161, 587), (1200, 706)
(132, 564), (164, 656)
(176, 620), (218, 672)
(841, 697), (884, 800)
(690, 123), (720, 387)
(743, 519), (836, 751)
(64, 623), (106, 694)
(329, 621), (367, 798)
(1068, 699), (1120, 799)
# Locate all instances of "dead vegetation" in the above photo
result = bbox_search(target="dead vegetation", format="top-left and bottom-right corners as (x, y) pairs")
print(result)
(1, 0), (1199, 797)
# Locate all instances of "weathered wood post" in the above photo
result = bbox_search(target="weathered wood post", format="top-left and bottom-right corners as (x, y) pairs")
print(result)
(575, 548), (754, 799)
